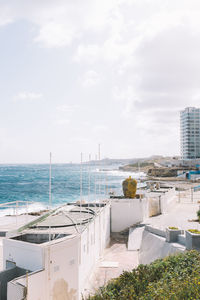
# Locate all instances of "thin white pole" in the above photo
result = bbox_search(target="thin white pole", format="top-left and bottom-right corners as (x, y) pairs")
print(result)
(80, 152), (83, 219)
(49, 152), (52, 242)
(26, 200), (28, 224)
(104, 159), (106, 197)
(88, 154), (91, 215)
(138, 161), (142, 201)
(105, 172), (108, 197)
(98, 144), (101, 198)
(16, 201), (18, 226)
(49, 152), (52, 209)
(95, 154), (97, 206)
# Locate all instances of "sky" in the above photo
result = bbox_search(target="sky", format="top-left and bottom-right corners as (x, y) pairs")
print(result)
(1, 0), (200, 163)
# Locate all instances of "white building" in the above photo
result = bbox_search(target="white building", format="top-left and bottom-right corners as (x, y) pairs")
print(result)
(180, 107), (200, 160)
(3, 203), (110, 300)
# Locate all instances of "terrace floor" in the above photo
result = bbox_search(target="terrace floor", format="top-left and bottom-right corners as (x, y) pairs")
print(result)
(145, 201), (200, 231)
(83, 238), (139, 298)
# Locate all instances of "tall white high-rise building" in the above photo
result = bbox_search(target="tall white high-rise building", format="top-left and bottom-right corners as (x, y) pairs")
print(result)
(180, 107), (200, 160)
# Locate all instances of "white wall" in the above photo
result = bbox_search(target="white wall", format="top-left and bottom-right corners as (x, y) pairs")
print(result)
(148, 197), (161, 217)
(111, 198), (144, 232)
(145, 188), (176, 217)
(8, 236), (80, 300)
(3, 239), (44, 271)
(78, 204), (110, 298)
(7, 204), (111, 300)
(160, 188), (176, 213)
(44, 236), (79, 300)
(139, 229), (185, 265)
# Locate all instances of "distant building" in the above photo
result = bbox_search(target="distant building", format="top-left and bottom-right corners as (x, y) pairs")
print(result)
(180, 107), (200, 160)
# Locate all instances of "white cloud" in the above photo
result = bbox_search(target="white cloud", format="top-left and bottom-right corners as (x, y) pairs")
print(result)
(2, 0), (200, 161)
(55, 104), (79, 126)
(74, 45), (101, 63)
(34, 22), (74, 48)
(14, 92), (43, 101)
(55, 119), (70, 125)
(92, 125), (108, 133)
(56, 105), (78, 113)
(81, 70), (100, 88)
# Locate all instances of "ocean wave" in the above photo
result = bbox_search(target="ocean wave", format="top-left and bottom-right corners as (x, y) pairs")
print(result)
(0, 202), (48, 217)
(102, 170), (146, 178)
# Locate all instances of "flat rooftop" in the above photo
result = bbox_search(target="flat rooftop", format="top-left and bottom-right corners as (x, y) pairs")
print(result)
(15, 202), (109, 241)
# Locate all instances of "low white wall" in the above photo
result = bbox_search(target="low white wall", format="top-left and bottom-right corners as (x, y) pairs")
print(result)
(145, 188), (176, 217)
(139, 230), (185, 265)
(160, 187), (176, 213)
(141, 197), (149, 220)
(3, 239), (43, 272)
(111, 198), (144, 232)
(148, 197), (161, 217)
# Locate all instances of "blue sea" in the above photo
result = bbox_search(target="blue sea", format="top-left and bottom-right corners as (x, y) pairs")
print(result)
(0, 164), (144, 216)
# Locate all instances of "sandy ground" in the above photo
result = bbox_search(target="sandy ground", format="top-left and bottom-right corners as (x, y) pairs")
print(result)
(83, 239), (139, 298)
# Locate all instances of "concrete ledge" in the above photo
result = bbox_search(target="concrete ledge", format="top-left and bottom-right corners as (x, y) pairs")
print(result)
(178, 234), (186, 246)
(139, 230), (185, 265)
(145, 225), (166, 238)
(186, 231), (200, 250)
(166, 228), (181, 243)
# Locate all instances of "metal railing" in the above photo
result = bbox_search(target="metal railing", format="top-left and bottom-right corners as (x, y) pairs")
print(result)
(0, 200), (35, 227)
(178, 188), (200, 203)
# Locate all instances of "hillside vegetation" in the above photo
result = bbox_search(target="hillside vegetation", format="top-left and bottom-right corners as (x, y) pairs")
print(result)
(87, 251), (200, 300)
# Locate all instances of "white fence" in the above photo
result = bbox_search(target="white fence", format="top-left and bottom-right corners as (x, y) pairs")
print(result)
(178, 189), (200, 204)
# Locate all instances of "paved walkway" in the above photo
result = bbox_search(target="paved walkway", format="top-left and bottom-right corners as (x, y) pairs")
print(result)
(83, 240), (139, 298)
(84, 192), (200, 298)
(145, 191), (200, 231)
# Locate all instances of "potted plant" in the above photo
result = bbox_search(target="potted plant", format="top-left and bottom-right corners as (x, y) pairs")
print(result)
(186, 229), (200, 250)
(166, 227), (181, 243)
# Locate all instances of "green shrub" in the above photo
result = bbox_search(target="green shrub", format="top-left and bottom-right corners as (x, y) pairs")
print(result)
(87, 251), (200, 300)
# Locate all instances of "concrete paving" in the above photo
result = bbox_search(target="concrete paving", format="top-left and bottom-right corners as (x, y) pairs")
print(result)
(145, 193), (200, 231)
(0, 215), (37, 232)
(83, 239), (139, 298)
(84, 192), (200, 298)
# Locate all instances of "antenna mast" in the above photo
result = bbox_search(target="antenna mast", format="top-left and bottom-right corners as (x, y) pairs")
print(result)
(49, 152), (52, 242)
(49, 152), (52, 209)
(88, 154), (91, 215)
(98, 144), (101, 198)
(95, 154), (97, 206)
(80, 152), (83, 215)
